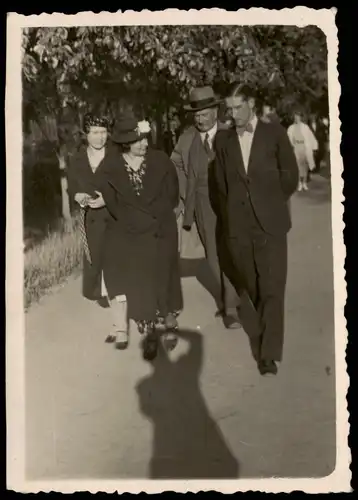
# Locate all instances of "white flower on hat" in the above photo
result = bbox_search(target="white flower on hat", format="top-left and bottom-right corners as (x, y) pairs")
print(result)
(136, 120), (151, 135)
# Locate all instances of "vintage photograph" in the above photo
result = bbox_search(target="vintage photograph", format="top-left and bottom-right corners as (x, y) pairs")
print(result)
(6, 8), (349, 494)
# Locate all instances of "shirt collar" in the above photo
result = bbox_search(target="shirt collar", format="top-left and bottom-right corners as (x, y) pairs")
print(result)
(236, 114), (258, 138)
(200, 122), (218, 142)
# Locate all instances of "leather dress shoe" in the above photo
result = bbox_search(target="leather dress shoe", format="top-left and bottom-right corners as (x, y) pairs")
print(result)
(223, 314), (242, 329)
(142, 325), (159, 361)
(258, 359), (278, 376)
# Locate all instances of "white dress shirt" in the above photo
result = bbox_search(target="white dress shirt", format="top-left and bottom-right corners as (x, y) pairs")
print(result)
(237, 115), (258, 172)
(200, 123), (218, 148)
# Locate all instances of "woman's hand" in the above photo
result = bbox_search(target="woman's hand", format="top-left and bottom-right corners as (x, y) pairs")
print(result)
(87, 191), (106, 209)
(74, 193), (91, 208)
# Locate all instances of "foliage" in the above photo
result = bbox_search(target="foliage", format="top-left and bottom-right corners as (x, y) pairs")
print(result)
(22, 26), (281, 114)
(251, 25), (328, 117)
(22, 25), (327, 110)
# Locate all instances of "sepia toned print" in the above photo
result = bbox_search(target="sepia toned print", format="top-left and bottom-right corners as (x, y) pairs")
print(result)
(6, 8), (349, 494)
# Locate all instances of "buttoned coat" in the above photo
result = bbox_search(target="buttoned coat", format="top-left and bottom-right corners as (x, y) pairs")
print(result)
(98, 146), (183, 321)
(67, 145), (114, 300)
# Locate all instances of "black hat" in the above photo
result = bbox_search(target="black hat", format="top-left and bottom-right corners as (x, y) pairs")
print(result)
(111, 111), (151, 144)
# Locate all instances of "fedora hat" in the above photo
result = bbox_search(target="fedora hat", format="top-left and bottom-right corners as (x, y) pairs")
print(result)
(111, 111), (151, 144)
(184, 86), (222, 112)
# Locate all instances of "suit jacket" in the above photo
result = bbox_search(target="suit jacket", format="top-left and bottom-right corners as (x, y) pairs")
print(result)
(170, 121), (228, 228)
(214, 121), (299, 238)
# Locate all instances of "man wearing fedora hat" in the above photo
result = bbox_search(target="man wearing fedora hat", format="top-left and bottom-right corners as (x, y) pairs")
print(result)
(171, 86), (241, 329)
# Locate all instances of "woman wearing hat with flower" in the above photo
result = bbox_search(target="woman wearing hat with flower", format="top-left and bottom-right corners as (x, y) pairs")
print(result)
(99, 111), (183, 361)
(67, 111), (131, 350)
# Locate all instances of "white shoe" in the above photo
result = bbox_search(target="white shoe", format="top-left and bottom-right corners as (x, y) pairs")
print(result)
(297, 182), (303, 192)
(302, 182), (309, 191)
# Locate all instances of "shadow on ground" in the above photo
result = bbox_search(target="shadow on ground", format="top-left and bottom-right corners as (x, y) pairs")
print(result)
(303, 176), (332, 205)
(180, 257), (220, 306)
(135, 329), (240, 479)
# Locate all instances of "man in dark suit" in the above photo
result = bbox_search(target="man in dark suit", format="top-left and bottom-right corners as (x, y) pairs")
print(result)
(171, 86), (241, 329)
(214, 84), (299, 375)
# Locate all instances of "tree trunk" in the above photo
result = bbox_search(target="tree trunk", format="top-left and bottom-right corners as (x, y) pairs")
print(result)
(57, 149), (72, 232)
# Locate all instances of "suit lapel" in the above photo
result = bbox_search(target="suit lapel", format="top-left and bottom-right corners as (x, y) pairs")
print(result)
(188, 130), (208, 178)
(247, 120), (266, 175)
(226, 129), (248, 182)
(225, 120), (267, 180)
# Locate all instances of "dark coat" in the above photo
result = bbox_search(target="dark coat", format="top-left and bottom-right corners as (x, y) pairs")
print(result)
(98, 147), (183, 322)
(67, 146), (114, 300)
(214, 121), (299, 238)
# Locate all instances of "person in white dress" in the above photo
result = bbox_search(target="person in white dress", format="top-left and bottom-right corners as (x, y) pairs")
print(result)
(287, 111), (318, 191)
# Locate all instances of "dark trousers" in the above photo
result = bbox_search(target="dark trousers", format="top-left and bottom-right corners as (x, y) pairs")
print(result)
(228, 228), (288, 362)
(195, 194), (240, 314)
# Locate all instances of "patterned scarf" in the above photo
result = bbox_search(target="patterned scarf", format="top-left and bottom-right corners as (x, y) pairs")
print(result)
(123, 155), (147, 196)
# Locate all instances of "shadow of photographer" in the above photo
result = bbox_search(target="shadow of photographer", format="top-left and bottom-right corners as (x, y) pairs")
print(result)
(135, 328), (240, 479)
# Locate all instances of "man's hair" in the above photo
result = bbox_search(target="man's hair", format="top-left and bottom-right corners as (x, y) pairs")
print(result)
(226, 82), (257, 101)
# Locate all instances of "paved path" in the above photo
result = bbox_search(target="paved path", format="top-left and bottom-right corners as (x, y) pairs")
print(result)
(25, 174), (336, 480)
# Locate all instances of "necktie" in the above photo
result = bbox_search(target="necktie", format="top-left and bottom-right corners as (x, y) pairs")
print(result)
(203, 132), (212, 157)
(79, 207), (92, 265)
(203, 132), (216, 163)
(237, 122), (254, 137)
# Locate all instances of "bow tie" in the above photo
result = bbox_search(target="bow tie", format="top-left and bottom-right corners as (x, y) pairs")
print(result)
(237, 122), (254, 137)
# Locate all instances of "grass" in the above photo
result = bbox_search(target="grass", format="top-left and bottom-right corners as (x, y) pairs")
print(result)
(24, 215), (83, 310)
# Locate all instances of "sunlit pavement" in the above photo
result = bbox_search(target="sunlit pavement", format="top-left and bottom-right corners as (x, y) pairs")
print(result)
(25, 174), (335, 480)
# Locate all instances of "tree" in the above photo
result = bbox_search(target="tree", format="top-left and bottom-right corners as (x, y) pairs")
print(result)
(250, 25), (328, 119)
(22, 25), (328, 227)
(22, 25), (282, 107)
(23, 24), (328, 122)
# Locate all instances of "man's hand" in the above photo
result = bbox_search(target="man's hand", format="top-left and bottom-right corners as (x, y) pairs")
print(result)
(87, 191), (106, 209)
(74, 193), (91, 208)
